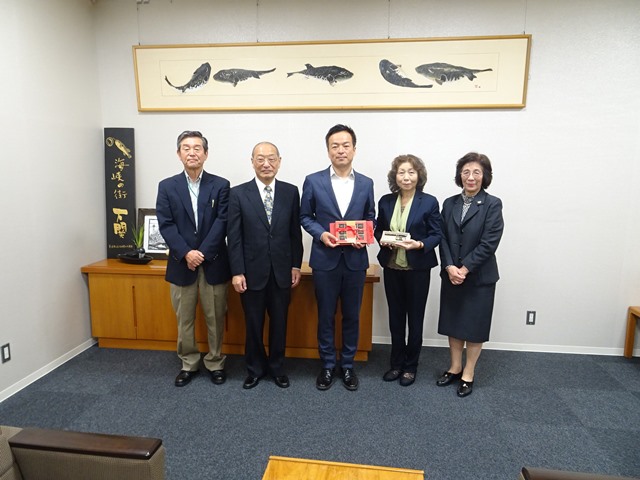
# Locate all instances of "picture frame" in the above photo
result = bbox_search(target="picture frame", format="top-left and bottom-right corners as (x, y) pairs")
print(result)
(138, 208), (168, 259)
(133, 35), (531, 111)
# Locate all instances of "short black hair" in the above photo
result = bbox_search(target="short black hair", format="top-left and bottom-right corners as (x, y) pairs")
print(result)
(325, 124), (356, 148)
(176, 130), (208, 153)
(387, 154), (428, 193)
(454, 152), (493, 189)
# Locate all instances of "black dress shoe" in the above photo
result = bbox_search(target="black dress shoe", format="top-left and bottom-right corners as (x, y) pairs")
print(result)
(457, 380), (474, 397)
(341, 368), (359, 391)
(436, 371), (462, 387)
(209, 369), (226, 385)
(399, 372), (415, 387)
(316, 368), (335, 391)
(175, 370), (198, 387)
(273, 375), (290, 389)
(243, 375), (261, 389)
(383, 369), (402, 382)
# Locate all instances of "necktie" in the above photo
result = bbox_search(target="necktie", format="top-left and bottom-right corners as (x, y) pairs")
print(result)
(264, 185), (273, 224)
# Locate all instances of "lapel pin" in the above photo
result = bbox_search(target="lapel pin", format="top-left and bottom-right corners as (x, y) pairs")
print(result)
(211, 199), (215, 208)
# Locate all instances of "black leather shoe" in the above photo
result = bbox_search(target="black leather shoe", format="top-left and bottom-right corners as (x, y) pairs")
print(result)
(399, 372), (415, 387)
(436, 371), (462, 387)
(273, 375), (290, 389)
(383, 369), (402, 382)
(341, 368), (359, 391)
(457, 380), (474, 397)
(209, 369), (226, 385)
(175, 370), (198, 387)
(243, 375), (261, 389)
(316, 368), (335, 391)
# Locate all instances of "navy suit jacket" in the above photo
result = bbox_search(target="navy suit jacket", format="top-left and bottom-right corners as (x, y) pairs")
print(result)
(300, 167), (375, 271)
(156, 170), (231, 286)
(227, 179), (303, 290)
(374, 191), (442, 270)
(439, 189), (504, 286)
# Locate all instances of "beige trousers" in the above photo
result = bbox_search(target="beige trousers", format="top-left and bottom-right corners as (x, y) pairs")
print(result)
(170, 268), (228, 372)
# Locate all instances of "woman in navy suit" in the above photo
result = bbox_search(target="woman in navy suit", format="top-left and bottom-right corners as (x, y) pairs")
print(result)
(375, 155), (442, 386)
(436, 152), (504, 397)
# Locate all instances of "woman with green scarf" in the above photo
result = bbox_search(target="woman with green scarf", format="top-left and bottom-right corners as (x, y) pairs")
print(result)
(375, 154), (442, 386)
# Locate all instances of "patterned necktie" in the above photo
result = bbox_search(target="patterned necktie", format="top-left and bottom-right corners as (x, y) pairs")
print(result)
(264, 185), (273, 224)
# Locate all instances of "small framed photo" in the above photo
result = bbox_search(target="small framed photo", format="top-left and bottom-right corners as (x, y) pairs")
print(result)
(380, 231), (412, 244)
(138, 208), (169, 259)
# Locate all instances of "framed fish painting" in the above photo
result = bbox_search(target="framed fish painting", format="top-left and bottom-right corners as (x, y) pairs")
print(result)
(133, 35), (531, 111)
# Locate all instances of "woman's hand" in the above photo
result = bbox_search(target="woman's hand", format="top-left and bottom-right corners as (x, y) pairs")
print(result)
(447, 265), (468, 285)
(396, 239), (423, 250)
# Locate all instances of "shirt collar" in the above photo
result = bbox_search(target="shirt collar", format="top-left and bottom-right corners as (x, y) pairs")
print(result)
(184, 170), (202, 184)
(330, 166), (355, 180)
(255, 177), (275, 191)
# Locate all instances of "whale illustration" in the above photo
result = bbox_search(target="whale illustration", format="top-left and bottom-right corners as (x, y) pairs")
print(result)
(379, 59), (432, 88)
(286, 64), (353, 86)
(164, 62), (212, 93)
(415, 62), (493, 85)
(213, 68), (276, 87)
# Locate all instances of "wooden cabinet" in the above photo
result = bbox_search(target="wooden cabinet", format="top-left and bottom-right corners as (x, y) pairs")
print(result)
(81, 259), (379, 360)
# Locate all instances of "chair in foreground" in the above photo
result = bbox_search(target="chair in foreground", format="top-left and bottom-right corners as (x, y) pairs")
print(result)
(519, 466), (639, 480)
(1, 425), (165, 480)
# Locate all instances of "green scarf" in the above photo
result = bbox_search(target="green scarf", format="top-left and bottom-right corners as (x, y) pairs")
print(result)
(389, 194), (413, 267)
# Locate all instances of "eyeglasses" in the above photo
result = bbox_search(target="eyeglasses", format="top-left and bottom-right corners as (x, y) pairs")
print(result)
(253, 156), (279, 165)
(461, 169), (483, 178)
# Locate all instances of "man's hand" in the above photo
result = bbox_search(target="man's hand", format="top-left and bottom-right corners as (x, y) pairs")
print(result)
(320, 232), (338, 248)
(185, 250), (205, 271)
(232, 274), (247, 293)
(291, 268), (301, 288)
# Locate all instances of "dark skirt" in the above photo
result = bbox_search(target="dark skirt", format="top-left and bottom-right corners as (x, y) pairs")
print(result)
(438, 280), (496, 343)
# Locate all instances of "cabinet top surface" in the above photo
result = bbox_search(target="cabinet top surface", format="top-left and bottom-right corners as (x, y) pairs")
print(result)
(81, 259), (380, 281)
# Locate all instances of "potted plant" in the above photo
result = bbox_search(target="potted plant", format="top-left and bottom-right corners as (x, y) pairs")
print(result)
(130, 222), (145, 258)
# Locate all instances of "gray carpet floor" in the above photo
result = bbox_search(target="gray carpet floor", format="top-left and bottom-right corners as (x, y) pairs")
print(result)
(1, 344), (639, 479)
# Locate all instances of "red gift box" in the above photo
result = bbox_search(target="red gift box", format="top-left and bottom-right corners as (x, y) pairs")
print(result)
(329, 220), (374, 245)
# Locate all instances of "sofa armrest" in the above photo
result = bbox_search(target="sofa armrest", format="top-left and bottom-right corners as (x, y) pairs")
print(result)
(8, 428), (165, 480)
(8, 428), (161, 460)
(521, 466), (639, 480)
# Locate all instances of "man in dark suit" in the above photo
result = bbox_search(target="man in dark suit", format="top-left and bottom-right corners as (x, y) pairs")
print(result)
(156, 130), (231, 387)
(300, 124), (375, 391)
(227, 142), (303, 390)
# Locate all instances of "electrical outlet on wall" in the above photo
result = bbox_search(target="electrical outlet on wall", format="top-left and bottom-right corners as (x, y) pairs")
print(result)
(526, 311), (536, 325)
(1, 343), (10, 363)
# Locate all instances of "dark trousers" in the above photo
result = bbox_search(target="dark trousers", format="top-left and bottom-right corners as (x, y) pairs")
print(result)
(240, 269), (290, 377)
(312, 256), (366, 370)
(383, 268), (431, 373)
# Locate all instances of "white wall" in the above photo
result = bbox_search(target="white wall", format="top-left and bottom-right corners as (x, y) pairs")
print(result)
(0, 0), (104, 397)
(95, 0), (640, 354)
(1, 0), (639, 398)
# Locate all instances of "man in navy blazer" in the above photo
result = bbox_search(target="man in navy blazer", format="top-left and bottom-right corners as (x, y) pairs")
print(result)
(156, 130), (231, 387)
(300, 124), (375, 391)
(227, 142), (303, 390)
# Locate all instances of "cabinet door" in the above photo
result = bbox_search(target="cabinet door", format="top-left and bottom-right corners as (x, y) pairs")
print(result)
(88, 274), (136, 339)
(133, 276), (178, 341)
(194, 288), (246, 347)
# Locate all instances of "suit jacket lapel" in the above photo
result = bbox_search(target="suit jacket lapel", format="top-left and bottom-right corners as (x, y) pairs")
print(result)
(176, 174), (196, 229)
(320, 167), (342, 218)
(406, 192), (421, 229)
(452, 194), (463, 227)
(270, 180), (286, 229)
(461, 190), (487, 226)
(246, 181), (270, 229)
(197, 172), (214, 231)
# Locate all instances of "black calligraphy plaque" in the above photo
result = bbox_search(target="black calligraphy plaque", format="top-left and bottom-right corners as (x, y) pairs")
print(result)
(104, 128), (136, 258)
